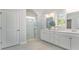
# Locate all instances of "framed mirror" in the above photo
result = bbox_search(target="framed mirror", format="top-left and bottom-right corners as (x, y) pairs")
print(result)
(45, 13), (56, 29)
(46, 17), (55, 29)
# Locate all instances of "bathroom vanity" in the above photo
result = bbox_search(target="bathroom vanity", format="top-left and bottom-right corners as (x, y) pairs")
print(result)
(40, 29), (79, 50)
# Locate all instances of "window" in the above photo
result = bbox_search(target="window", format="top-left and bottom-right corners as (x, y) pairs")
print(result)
(57, 18), (65, 25)
(57, 13), (65, 26)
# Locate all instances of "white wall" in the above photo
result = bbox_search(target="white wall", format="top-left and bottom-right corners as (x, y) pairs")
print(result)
(33, 9), (66, 39)
(67, 12), (79, 29)
(26, 9), (66, 40)
(37, 10), (66, 29)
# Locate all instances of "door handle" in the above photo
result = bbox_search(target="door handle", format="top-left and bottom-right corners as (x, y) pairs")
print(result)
(0, 12), (2, 14)
(69, 38), (72, 39)
(0, 42), (2, 44)
(17, 29), (20, 31)
(0, 27), (2, 29)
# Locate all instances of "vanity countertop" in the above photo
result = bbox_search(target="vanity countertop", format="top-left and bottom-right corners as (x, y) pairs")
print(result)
(57, 31), (79, 34)
(57, 29), (79, 34)
(42, 29), (79, 34)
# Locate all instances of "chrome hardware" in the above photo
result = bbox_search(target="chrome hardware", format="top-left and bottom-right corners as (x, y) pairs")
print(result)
(69, 38), (72, 39)
(0, 27), (2, 29)
(0, 12), (2, 14)
(0, 42), (2, 44)
(17, 29), (20, 31)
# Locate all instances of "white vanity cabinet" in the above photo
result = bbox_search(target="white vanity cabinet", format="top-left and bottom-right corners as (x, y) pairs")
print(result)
(50, 31), (55, 44)
(41, 29), (79, 50)
(40, 30), (55, 43)
(55, 32), (79, 50)
(71, 34), (79, 50)
(40, 30), (50, 42)
(40, 30), (71, 49)
(55, 32), (71, 49)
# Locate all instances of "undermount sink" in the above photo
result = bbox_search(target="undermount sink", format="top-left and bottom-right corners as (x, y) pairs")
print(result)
(43, 28), (79, 34)
(71, 30), (77, 32)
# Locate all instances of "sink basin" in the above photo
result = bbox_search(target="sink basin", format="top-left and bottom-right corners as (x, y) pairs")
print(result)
(71, 30), (77, 32)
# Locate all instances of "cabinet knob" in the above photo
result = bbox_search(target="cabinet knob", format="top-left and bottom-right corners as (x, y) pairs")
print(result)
(69, 38), (72, 39)
(0, 12), (2, 14)
(0, 42), (2, 44)
(17, 29), (20, 31)
(0, 27), (2, 29)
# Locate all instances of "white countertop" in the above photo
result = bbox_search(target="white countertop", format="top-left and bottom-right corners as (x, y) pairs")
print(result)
(58, 31), (79, 34)
(42, 29), (79, 34)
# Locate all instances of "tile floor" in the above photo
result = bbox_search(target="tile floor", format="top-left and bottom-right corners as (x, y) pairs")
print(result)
(3, 39), (64, 50)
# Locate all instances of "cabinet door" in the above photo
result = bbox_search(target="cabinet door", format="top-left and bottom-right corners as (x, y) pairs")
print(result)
(40, 30), (46, 40)
(71, 36), (79, 50)
(59, 36), (70, 49)
(50, 31), (55, 43)
(55, 32), (70, 49)
(46, 31), (50, 42)
(41, 30), (50, 42)
(6, 12), (17, 47)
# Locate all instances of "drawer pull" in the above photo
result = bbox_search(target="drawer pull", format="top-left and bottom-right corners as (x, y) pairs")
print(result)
(0, 27), (2, 29)
(0, 12), (2, 14)
(0, 42), (2, 44)
(17, 29), (20, 31)
(69, 38), (72, 39)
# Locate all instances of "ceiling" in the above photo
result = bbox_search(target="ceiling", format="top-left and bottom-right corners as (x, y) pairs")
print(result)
(32, 9), (79, 14)
(66, 9), (79, 13)
(33, 9), (66, 15)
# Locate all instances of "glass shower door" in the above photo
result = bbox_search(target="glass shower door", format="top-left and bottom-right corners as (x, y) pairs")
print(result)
(26, 16), (36, 40)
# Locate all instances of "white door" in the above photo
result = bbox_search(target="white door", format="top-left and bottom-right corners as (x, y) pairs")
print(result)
(0, 11), (2, 49)
(1, 10), (23, 48)
(6, 12), (17, 47)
